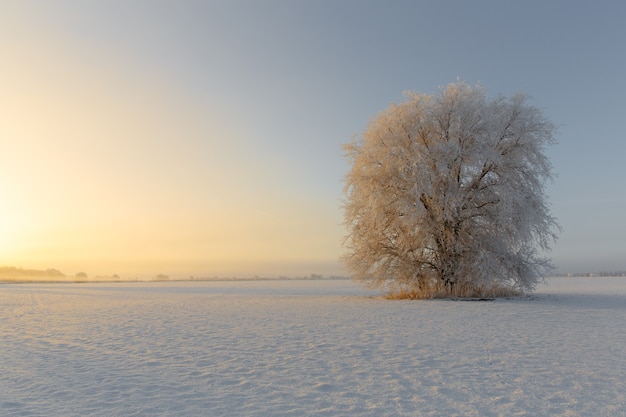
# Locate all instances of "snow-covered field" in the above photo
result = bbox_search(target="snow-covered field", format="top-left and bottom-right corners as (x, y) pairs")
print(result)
(1, 277), (625, 417)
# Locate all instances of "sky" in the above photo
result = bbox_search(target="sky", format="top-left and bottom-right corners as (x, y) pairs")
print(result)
(1, 0), (625, 278)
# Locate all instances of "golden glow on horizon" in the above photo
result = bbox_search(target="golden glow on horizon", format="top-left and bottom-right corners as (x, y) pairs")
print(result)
(0, 9), (344, 277)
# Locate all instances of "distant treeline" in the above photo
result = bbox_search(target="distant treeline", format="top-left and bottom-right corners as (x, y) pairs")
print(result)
(0, 266), (66, 279)
(184, 274), (350, 281)
(554, 271), (626, 278)
(0, 266), (350, 282)
(0, 267), (112, 282)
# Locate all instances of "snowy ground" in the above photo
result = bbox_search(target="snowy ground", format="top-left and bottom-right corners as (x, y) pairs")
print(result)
(1, 277), (625, 417)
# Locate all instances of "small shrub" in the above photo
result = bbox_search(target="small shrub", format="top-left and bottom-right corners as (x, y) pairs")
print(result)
(385, 280), (523, 300)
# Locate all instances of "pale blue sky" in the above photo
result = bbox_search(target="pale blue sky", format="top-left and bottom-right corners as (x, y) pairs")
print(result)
(1, 0), (624, 276)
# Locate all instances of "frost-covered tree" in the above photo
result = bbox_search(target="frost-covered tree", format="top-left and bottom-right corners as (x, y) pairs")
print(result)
(342, 82), (559, 297)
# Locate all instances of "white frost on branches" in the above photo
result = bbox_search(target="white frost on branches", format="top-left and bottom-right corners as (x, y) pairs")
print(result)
(343, 82), (558, 295)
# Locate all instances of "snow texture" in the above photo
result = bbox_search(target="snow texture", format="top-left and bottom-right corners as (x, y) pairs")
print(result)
(1, 278), (625, 416)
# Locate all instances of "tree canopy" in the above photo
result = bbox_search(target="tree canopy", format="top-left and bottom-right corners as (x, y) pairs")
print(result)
(342, 82), (558, 298)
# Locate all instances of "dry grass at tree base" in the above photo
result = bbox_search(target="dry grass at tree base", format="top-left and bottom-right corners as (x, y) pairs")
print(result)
(384, 281), (524, 300)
